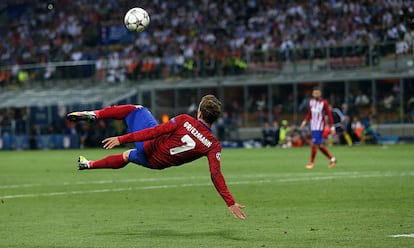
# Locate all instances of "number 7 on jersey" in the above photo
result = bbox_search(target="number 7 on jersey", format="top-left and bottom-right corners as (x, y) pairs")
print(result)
(170, 134), (196, 155)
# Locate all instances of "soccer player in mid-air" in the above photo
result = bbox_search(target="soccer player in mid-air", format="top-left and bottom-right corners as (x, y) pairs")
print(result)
(300, 87), (337, 169)
(66, 95), (246, 220)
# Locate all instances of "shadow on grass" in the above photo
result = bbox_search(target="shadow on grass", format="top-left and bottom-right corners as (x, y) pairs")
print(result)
(97, 229), (249, 242)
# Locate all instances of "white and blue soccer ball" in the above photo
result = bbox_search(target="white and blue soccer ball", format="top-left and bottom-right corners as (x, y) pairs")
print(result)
(124, 7), (150, 32)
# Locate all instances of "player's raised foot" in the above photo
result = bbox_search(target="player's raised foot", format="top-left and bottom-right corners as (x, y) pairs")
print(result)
(305, 163), (314, 170)
(329, 157), (337, 169)
(66, 111), (96, 122)
(78, 156), (90, 170)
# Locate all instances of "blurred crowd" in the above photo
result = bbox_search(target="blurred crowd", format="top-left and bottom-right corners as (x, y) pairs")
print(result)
(261, 114), (380, 148)
(1, 0), (414, 86)
(2, 0), (414, 148)
(0, 106), (127, 149)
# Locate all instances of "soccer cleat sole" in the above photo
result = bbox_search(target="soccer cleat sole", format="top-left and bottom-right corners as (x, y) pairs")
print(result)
(66, 112), (96, 122)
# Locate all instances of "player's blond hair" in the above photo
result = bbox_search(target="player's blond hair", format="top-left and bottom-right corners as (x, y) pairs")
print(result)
(199, 95), (222, 124)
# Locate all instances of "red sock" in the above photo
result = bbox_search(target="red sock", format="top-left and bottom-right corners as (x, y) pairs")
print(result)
(310, 145), (317, 163)
(319, 145), (333, 160)
(94, 105), (137, 120)
(89, 154), (128, 169)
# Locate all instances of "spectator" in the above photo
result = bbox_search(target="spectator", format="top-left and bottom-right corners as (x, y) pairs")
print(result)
(107, 52), (125, 83)
(187, 97), (198, 116)
(262, 121), (278, 147)
(278, 119), (291, 148)
(407, 96), (414, 122)
(29, 124), (41, 150)
(382, 93), (396, 112)
(339, 115), (353, 146)
(361, 115), (379, 144)
(272, 121), (280, 145)
(354, 90), (370, 107)
(351, 116), (364, 142)
(289, 129), (303, 148)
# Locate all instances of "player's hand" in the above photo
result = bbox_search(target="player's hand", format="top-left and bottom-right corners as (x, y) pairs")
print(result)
(228, 203), (246, 220)
(300, 121), (306, 130)
(102, 137), (120, 149)
(330, 126), (336, 135)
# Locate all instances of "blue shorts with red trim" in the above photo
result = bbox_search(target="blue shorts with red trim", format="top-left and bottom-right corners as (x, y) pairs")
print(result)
(124, 107), (158, 168)
(311, 130), (323, 145)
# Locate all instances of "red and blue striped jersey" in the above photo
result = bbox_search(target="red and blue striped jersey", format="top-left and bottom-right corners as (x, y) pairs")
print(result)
(305, 98), (334, 131)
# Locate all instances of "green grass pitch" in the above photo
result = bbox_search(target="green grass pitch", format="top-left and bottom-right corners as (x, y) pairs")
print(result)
(1, 145), (413, 247)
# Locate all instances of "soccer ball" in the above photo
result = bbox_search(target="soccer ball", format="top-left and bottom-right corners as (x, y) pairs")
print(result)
(124, 7), (150, 32)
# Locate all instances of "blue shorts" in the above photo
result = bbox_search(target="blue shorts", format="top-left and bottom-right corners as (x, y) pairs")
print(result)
(125, 107), (158, 168)
(311, 130), (323, 145)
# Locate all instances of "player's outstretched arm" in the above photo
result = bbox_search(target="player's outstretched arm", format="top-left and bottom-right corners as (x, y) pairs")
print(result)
(228, 203), (246, 220)
(102, 137), (121, 149)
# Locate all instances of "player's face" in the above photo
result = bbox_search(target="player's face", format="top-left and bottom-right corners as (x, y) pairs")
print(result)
(312, 89), (321, 99)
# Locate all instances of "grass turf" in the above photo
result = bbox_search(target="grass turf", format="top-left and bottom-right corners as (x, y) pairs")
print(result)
(0, 145), (413, 247)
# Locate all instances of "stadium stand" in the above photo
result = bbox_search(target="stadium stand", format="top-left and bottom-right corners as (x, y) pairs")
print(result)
(0, 84), (137, 109)
(1, 0), (414, 80)
(1, 0), (414, 149)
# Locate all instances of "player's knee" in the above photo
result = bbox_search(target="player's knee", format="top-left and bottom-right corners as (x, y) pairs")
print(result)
(122, 150), (132, 162)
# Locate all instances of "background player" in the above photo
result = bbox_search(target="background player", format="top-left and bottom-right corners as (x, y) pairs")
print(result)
(300, 87), (337, 169)
(66, 95), (246, 220)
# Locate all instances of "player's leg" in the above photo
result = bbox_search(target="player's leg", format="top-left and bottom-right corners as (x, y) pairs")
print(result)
(318, 145), (336, 168)
(306, 130), (322, 169)
(77, 107), (157, 170)
(123, 106), (157, 168)
(95, 105), (141, 119)
(343, 132), (353, 146)
(78, 145), (153, 170)
(78, 150), (131, 170)
(306, 144), (317, 169)
(124, 106), (157, 132)
(124, 106), (158, 147)
(318, 145), (333, 160)
(67, 105), (140, 122)
(317, 128), (336, 168)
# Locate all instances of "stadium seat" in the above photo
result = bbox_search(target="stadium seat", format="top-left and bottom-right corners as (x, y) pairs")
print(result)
(330, 58), (344, 69)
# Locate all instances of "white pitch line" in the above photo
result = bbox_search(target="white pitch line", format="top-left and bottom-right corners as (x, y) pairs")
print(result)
(2, 171), (412, 190)
(1, 171), (413, 200)
(389, 234), (414, 238)
(0, 180), (273, 199)
(0, 183), (42, 189)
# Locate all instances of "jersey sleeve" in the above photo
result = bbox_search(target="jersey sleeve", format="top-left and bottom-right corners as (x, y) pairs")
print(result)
(118, 116), (180, 144)
(207, 148), (236, 207)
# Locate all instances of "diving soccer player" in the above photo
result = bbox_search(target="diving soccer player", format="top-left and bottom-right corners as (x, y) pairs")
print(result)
(67, 95), (246, 219)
